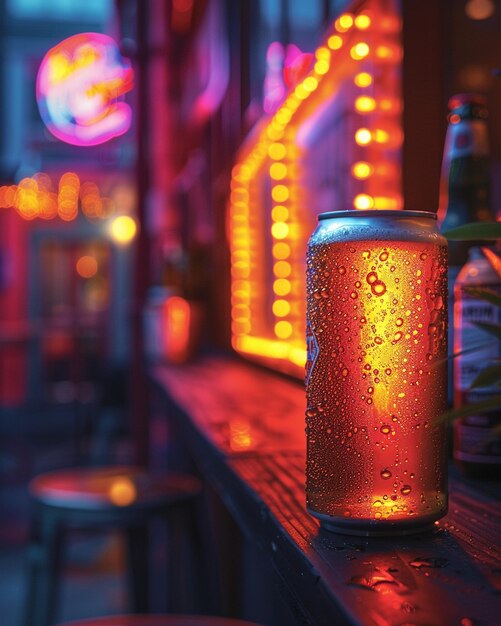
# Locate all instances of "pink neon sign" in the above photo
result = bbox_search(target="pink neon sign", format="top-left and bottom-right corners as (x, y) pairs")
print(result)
(36, 33), (134, 147)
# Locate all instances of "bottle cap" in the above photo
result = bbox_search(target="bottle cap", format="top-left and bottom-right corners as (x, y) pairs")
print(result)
(467, 246), (483, 260)
(447, 93), (488, 123)
(448, 93), (487, 110)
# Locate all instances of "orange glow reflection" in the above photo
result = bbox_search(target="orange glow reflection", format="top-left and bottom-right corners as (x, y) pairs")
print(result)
(76, 255), (98, 278)
(108, 477), (137, 506)
(229, 419), (254, 451)
(164, 296), (191, 363)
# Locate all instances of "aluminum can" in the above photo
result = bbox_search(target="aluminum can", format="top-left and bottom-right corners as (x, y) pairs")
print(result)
(306, 210), (448, 535)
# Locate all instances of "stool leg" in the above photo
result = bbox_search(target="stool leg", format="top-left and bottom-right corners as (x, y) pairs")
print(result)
(41, 515), (64, 626)
(26, 511), (63, 626)
(166, 501), (206, 613)
(125, 524), (149, 612)
(24, 511), (43, 626)
(187, 492), (223, 614)
(165, 507), (186, 612)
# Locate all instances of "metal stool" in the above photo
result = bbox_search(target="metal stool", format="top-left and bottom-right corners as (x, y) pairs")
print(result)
(53, 615), (263, 626)
(25, 467), (202, 626)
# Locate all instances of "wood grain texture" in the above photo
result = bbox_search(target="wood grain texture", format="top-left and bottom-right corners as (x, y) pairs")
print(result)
(151, 356), (501, 626)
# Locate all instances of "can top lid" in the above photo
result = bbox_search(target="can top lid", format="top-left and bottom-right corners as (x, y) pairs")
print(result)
(318, 209), (437, 221)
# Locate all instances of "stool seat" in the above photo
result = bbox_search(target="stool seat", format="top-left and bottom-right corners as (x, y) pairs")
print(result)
(55, 615), (263, 626)
(25, 467), (205, 626)
(30, 466), (201, 510)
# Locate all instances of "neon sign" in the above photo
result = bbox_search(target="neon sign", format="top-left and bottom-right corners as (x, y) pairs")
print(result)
(36, 33), (133, 147)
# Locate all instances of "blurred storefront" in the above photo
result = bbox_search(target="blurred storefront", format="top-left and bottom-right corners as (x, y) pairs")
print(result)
(1, 0), (500, 409)
(0, 0), (136, 406)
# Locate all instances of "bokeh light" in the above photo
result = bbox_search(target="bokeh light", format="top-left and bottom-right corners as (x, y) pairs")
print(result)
(76, 255), (98, 278)
(110, 215), (137, 244)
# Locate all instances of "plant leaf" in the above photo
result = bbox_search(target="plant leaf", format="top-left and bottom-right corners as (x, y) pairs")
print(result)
(426, 342), (492, 371)
(441, 396), (501, 422)
(443, 222), (501, 240)
(471, 363), (501, 389)
(473, 321), (501, 340)
(463, 287), (501, 308)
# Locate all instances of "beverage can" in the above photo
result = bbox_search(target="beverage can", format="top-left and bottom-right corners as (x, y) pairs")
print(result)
(306, 210), (448, 535)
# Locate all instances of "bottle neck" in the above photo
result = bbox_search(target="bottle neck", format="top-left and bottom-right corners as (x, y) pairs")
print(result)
(439, 117), (493, 266)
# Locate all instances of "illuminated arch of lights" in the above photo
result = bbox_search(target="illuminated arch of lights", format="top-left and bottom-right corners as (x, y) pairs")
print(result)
(229, 0), (402, 377)
(36, 33), (133, 146)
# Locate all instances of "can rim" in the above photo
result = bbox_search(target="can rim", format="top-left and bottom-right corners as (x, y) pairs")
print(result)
(318, 209), (437, 221)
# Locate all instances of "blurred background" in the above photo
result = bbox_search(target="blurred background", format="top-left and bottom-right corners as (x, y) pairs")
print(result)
(0, 0), (500, 624)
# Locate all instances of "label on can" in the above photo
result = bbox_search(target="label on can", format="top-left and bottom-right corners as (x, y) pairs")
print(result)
(305, 316), (319, 385)
(457, 298), (500, 390)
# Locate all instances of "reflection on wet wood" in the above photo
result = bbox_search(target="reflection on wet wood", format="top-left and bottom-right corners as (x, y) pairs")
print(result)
(151, 356), (501, 626)
(152, 357), (306, 455)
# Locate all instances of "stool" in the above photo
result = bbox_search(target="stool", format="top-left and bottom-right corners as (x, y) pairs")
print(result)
(53, 615), (263, 626)
(25, 467), (202, 626)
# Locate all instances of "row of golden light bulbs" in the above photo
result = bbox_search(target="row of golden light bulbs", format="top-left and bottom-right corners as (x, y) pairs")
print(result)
(269, 12), (383, 340)
(230, 9), (401, 344)
(0, 172), (112, 221)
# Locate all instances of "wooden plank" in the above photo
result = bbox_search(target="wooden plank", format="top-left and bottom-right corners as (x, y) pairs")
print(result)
(230, 453), (500, 626)
(152, 358), (306, 455)
(150, 357), (501, 626)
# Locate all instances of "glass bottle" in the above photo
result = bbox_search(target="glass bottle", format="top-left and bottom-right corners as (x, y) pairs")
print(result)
(438, 93), (495, 404)
(439, 93), (493, 257)
(453, 247), (501, 478)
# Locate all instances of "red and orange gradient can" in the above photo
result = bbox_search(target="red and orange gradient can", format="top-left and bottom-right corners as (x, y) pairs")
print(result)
(306, 210), (448, 535)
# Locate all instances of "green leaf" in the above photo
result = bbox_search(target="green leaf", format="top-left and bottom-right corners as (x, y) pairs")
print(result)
(473, 321), (501, 340)
(426, 343), (492, 371)
(441, 396), (501, 422)
(471, 363), (501, 389)
(443, 222), (501, 240)
(464, 287), (501, 308)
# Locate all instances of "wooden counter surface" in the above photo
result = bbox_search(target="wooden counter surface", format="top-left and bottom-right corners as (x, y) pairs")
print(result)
(150, 356), (501, 626)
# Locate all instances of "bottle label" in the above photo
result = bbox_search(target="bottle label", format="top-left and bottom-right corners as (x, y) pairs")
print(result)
(444, 120), (489, 161)
(454, 415), (501, 463)
(456, 298), (501, 391)
(305, 316), (319, 385)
